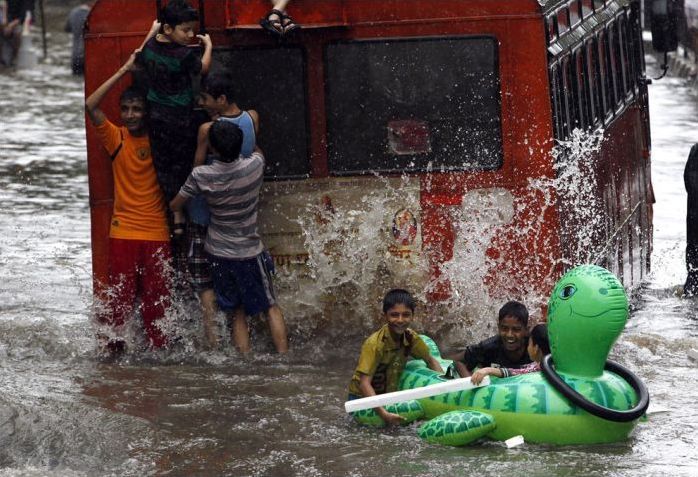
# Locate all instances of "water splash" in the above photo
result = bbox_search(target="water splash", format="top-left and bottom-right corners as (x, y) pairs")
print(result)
(271, 128), (606, 344)
(293, 174), (428, 333)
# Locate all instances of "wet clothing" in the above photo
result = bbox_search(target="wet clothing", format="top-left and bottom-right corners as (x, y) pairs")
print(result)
(348, 326), (432, 396)
(209, 252), (276, 316)
(148, 102), (198, 202)
(187, 223), (213, 293)
(64, 4), (89, 74)
(186, 154), (214, 226)
(460, 335), (532, 372)
(94, 119), (169, 241)
(138, 37), (202, 108)
(225, 111), (257, 158)
(500, 361), (540, 378)
(102, 238), (171, 348)
(187, 112), (257, 226)
(178, 152), (265, 260)
(136, 37), (202, 202)
(94, 119), (172, 348)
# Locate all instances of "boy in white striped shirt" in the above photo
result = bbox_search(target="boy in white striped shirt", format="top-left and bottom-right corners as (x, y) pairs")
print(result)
(170, 120), (288, 354)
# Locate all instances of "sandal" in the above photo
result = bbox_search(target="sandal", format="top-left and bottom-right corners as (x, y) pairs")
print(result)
(281, 13), (301, 35)
(260, 9), (284, 37)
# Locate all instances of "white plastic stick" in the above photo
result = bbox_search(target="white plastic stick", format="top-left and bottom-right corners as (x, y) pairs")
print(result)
(344, 376), (490, 413)
(505, 435), (524, 448)
(645, 404), (670, 415)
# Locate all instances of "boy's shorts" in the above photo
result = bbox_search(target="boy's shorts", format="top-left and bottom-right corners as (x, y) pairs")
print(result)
(187, 224), (213, 293)
(209, 252), (276, 316)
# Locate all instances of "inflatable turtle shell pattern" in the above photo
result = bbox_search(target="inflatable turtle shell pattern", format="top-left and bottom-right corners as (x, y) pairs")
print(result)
(352, 265), (648, 446)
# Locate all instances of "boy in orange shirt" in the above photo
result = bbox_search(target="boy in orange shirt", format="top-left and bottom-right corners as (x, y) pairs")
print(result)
(86, 50), (172, 355)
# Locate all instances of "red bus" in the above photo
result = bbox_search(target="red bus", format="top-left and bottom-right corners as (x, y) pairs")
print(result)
(84, 0), (656, 333)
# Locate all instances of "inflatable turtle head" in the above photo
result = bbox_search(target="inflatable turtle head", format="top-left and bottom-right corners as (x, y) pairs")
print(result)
(547, 265), (628, 377)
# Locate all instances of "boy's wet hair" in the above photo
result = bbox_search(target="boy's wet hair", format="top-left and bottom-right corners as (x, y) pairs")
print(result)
(202, 71), (237, 104)
(529, 323), (550, 355)
(209, 120), (243, 162)
(498, 300), (529, 327)
(160, 0), (198, 28)
(382, 289), (416, 313)
(119, 86), (146, 105)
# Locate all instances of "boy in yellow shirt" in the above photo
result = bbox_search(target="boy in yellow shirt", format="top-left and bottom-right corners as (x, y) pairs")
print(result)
(348, 289), (444, 426)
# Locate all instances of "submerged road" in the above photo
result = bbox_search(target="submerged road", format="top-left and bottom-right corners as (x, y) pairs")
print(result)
(0, 16), (697, 477)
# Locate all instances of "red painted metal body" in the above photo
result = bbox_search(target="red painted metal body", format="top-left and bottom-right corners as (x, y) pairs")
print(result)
(84, 0), (652, 316)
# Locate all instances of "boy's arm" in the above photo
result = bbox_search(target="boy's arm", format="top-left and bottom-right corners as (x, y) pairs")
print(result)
(139, 19), (160, 50)
(248, 109), (260, 135)
(470, 366), (503, 385)
(197, 33), (213, 75)
(452, 341), (485, 377)
(409, 334), (443, 374)
(85, 51), (138, 126)
(357, 374), (405, 426)
(454, 361), (471, 377)
(169, 193), (188, 214)
(425, 356), (445, 375)
(193, 122), (212, 167)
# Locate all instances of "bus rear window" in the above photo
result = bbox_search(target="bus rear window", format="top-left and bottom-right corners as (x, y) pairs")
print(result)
(325, 37), (503, 175)
(214, 47), (309, 179)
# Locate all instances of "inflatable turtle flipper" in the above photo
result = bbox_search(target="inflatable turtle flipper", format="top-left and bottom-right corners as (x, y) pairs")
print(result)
(351, 399), (425, 428)
(418, 410), (496, 446)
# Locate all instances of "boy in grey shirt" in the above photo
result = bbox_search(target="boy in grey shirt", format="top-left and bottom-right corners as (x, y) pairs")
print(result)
(170, 120), (288, 354)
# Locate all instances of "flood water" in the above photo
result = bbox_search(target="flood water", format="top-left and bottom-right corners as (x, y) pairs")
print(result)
(1, 11), (698, 477)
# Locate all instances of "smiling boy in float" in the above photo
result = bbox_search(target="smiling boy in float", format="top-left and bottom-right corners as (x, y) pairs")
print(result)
(85, 51), (173, 355)
(449, 300), (532, 378)
(169, 120), (288, 354)
(174, 71), (261, 348)
(470, 323), (549, 384)
(347, 289), (444, 426)
(134, 0), (212, 291)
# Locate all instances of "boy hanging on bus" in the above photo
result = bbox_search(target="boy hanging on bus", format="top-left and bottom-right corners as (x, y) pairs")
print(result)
(85, 50), (173, 355)
(260, 0), (299, 37)
(448, 301), (532, 378)
(169, 120), (289, 354)
(176, 70), (261, 348)
(135, 0), (212, 287)
(347, 289), (444, 426)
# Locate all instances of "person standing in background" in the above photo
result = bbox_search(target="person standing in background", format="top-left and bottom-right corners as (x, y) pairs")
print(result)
(0, 1), (7, 26)
(0, 0), (18, 62)
(65, 0), (95, 75)
(1, 0), (33, 66)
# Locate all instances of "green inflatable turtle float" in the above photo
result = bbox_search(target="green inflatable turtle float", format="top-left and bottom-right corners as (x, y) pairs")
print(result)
(351, 265), (649, 446)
